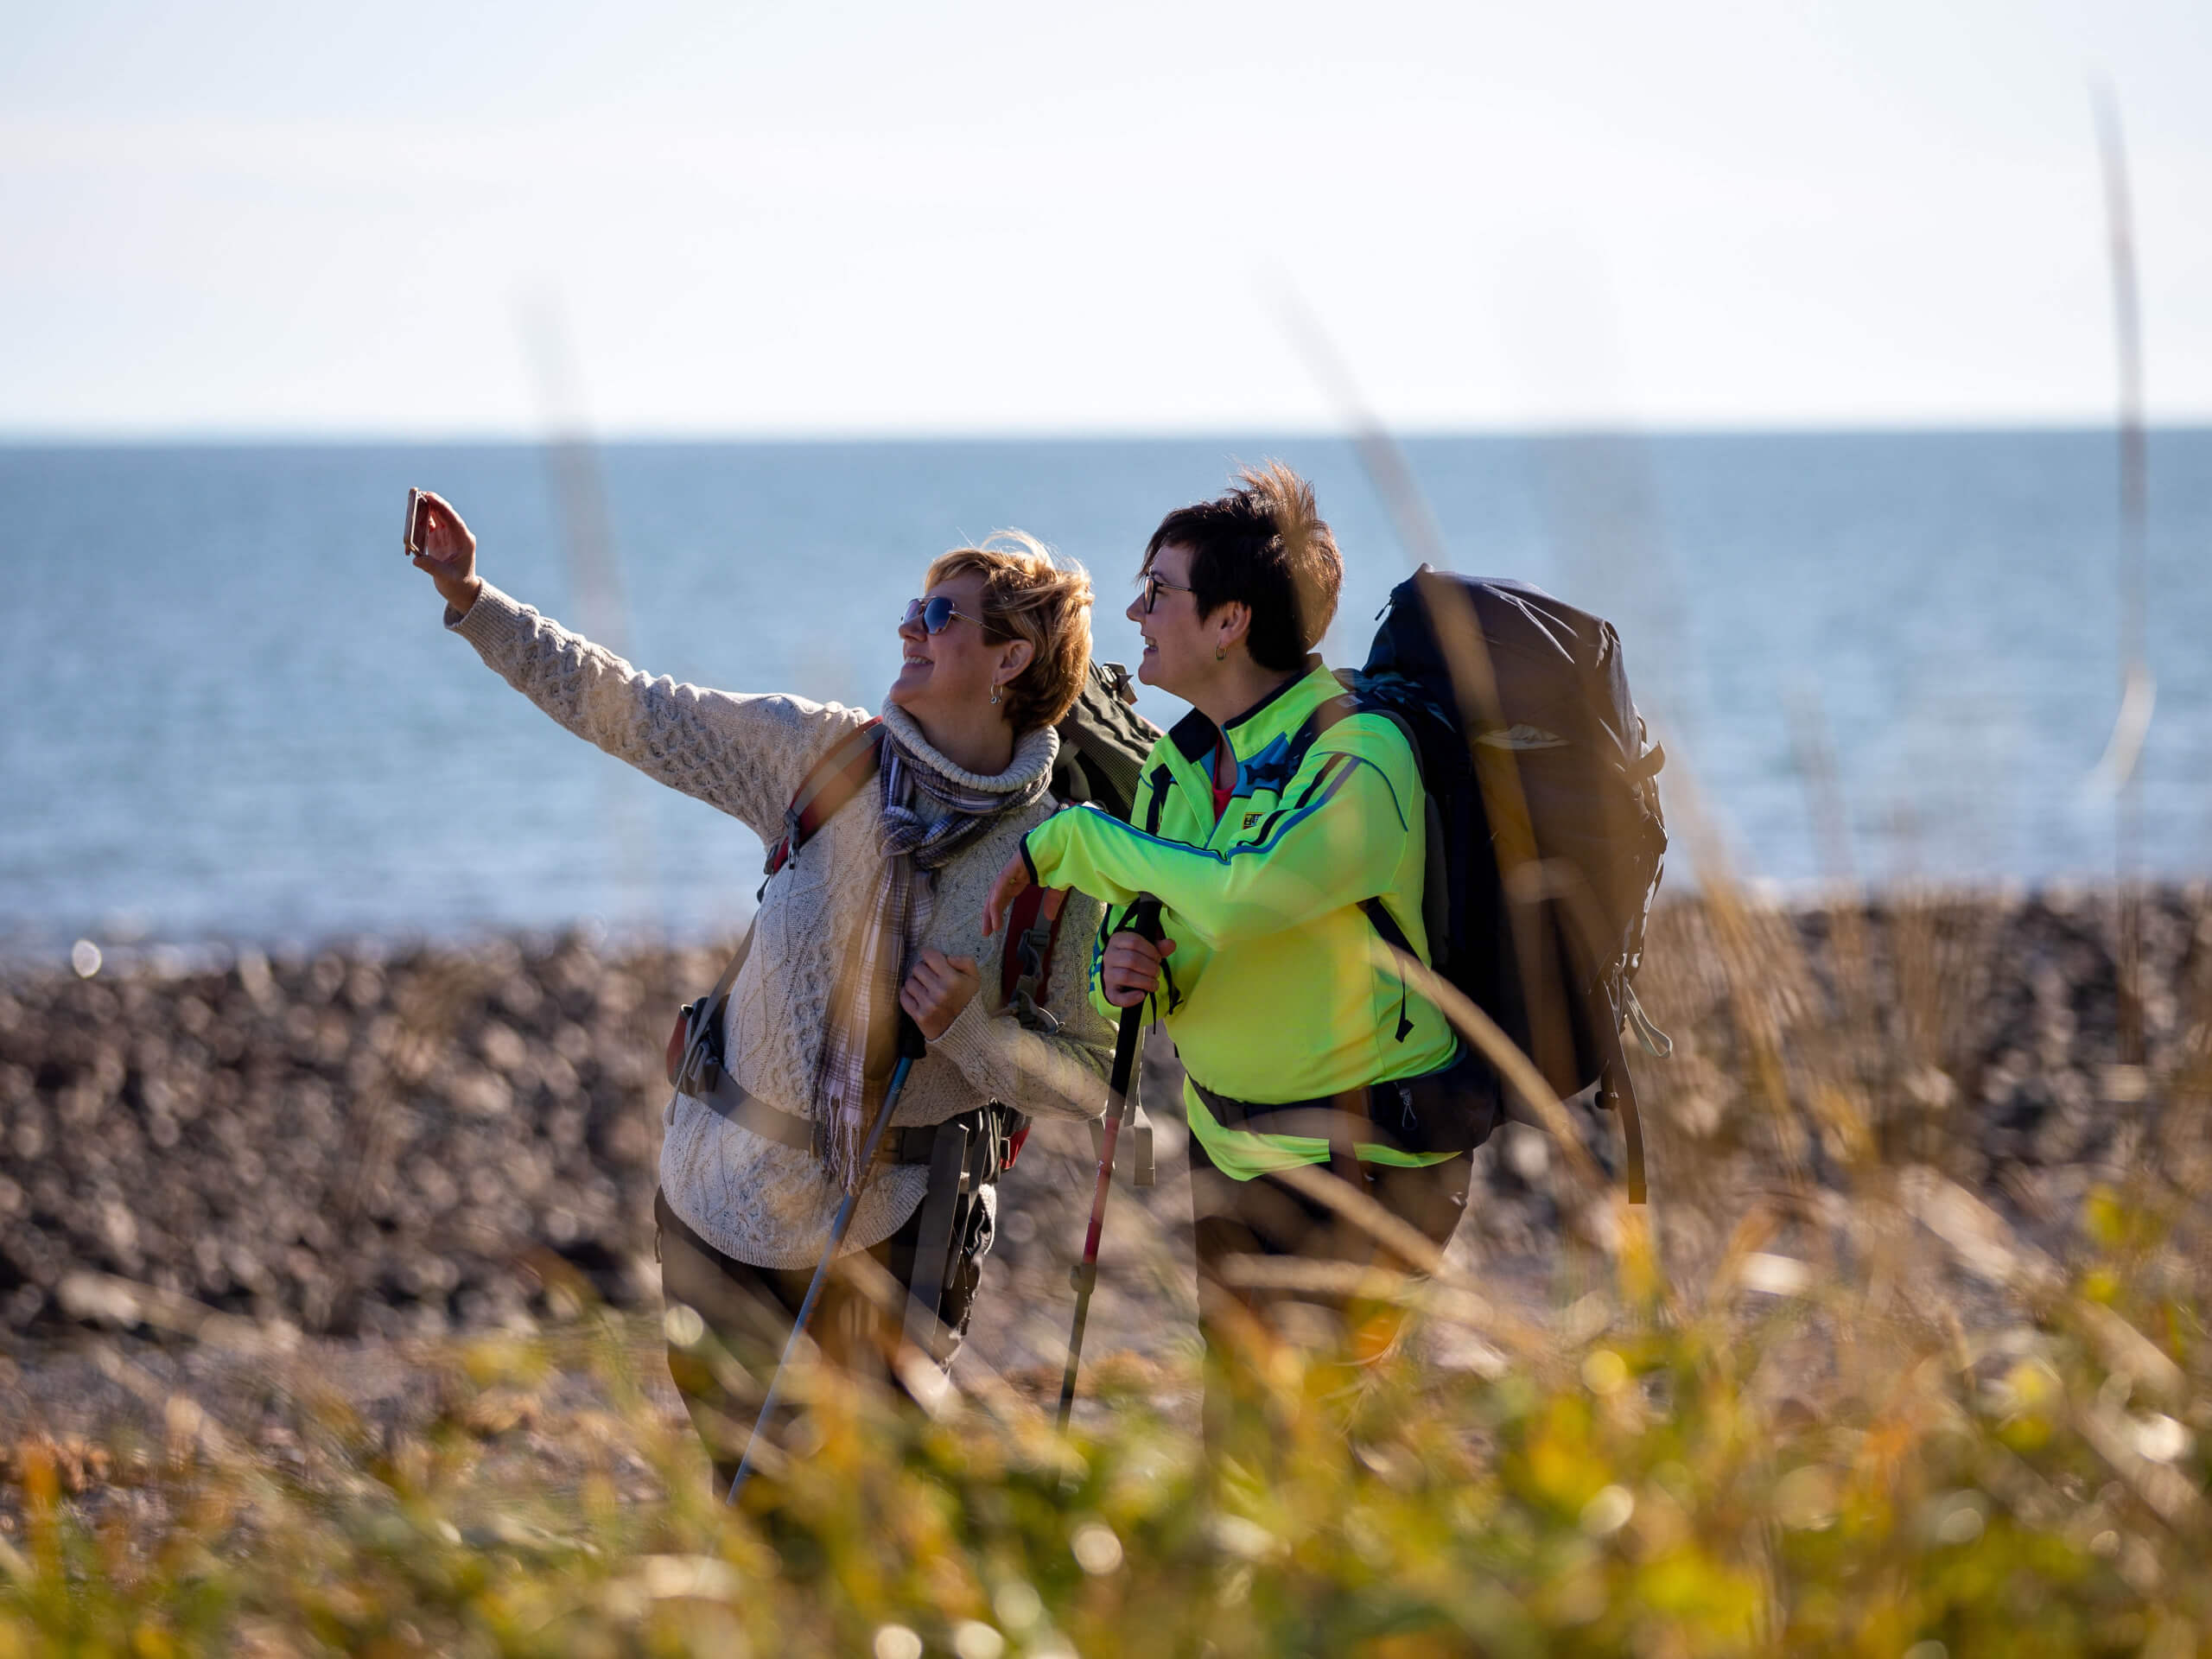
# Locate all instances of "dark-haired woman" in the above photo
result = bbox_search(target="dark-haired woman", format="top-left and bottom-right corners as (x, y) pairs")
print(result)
(407, 496), (1114, 1489)
(985, 465), (1488, 1435)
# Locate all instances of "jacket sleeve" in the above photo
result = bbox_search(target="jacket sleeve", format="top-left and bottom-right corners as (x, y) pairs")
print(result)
(448, 582), (862, 842)
(1025, 743), (1413, 949)
(1055, 757), (1206, 1028)
(931, 894), (1116, 1122)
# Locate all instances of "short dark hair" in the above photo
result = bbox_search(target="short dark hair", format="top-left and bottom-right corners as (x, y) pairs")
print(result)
(1141, 462), (1342, 672)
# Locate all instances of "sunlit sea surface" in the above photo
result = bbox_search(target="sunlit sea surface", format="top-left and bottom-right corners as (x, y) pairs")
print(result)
(3, 432), (2208, 959)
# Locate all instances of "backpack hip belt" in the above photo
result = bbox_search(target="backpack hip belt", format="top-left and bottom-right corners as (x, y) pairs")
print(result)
(688, 1069), (932, 1167)
(687, 1065), (1014, 1357)
(1188, 1046), (1498, 1161)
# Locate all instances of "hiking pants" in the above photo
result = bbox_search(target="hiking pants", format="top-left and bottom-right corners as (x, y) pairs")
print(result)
(1188, 1136), (1471, 1450)
(655, 1189), (989, 1495)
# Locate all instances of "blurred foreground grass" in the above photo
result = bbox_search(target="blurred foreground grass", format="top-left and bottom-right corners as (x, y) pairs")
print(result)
(3, 1153), (2208, 1656)
(4, 872), (2210, 1656)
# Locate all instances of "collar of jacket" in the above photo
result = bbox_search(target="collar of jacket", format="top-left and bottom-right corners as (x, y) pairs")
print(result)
(1156, 659), (1343, 805)
(1163, 657), (1330, 761)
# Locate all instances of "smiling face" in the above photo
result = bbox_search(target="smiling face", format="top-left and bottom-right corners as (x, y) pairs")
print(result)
(887, 569), (1030, 728)
(1128, 542), (1243, 700)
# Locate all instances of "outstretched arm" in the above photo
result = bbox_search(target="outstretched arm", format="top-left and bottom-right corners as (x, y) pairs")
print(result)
(1022, 749), (1412, 947)
(408, 490), (860, 841)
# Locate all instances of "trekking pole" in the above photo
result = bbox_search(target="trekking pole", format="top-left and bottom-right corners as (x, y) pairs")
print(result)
(1057, 894), (1165, 1432)
(726, 1014), (929, 1506)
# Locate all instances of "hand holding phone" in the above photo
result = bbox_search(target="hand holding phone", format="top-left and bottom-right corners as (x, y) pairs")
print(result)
(404, 488), (482, 614)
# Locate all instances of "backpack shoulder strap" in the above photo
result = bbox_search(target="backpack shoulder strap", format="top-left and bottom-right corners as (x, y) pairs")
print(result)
(1141, 764), (1175, 836)
(673, 717), (887, 1096)
(1356, 704), (1425, 784)
(726, 715), (885, 1020)
(1286, 691), (1358, 770)
(764, 717), (884, 877)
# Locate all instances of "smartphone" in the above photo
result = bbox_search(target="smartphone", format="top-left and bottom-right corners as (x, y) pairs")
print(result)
(404, 487), (426, 556)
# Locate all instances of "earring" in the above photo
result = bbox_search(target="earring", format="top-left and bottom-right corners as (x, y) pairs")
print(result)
(989, 683), (1001, 705)
(1215, 645), (1227, 661)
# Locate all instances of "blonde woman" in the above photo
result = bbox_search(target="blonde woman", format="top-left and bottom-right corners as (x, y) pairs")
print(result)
(407, 493), (1112, 1487)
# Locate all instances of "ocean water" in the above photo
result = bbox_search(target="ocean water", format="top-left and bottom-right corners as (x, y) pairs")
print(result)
(2, 431), (2208, 958)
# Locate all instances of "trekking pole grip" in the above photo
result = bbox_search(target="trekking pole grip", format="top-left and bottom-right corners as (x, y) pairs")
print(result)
(1109, 895), (1163, 1075)
(897, 1011), (928, 1062)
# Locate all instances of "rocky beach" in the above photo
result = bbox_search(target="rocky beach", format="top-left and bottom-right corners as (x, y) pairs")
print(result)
(3, 884), (2205, 1356)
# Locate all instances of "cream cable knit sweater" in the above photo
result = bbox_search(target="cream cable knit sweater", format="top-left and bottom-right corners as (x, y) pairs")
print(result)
(449, 582), (1115, 1269)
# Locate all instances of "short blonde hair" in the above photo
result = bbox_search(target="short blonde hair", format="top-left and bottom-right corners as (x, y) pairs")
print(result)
(925, 533), (1094, 733)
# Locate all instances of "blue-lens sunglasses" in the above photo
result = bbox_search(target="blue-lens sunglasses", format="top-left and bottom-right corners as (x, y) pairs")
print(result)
(902, 595), (992, 634)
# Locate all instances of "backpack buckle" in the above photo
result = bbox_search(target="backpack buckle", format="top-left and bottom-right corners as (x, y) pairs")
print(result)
(1016, 920), (1053, 980)
(1624, 982), (1673, 1058)
(1011, 991), (1059, 1035)
(671, 998), (724, 1097)
(1009, 919), (1060, 1033)
(766, 797), (809, 874)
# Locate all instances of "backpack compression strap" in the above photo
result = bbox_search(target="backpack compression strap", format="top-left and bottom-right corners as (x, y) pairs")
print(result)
(988, 882), (1069, 1175)
(1000, 883), (1069, 1032)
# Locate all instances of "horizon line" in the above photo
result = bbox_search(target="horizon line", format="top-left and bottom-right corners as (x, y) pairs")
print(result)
(4, 416), (2211, 449)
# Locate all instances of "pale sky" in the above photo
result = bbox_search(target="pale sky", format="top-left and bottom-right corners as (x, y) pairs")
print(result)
(4, 0), (2209, 436)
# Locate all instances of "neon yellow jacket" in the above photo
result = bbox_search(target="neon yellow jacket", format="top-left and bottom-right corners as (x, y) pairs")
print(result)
(1020, 662), (1459, 1179)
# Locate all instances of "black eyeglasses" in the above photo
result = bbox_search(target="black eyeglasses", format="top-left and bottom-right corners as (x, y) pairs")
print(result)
(902, 596), (990, 634)
(1141, 572), (1194, 613)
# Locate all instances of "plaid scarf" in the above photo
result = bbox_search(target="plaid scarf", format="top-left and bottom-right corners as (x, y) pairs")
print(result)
(812, 726), (1050, 1192)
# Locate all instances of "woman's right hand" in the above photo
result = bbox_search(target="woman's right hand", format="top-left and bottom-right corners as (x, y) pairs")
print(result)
(1099, 929), (1176, 1009)
(408, 490), (482, 615)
